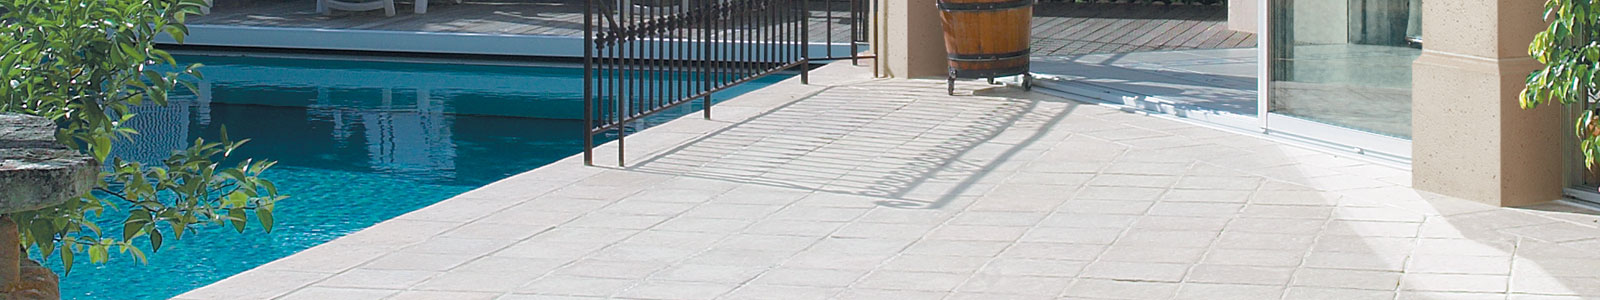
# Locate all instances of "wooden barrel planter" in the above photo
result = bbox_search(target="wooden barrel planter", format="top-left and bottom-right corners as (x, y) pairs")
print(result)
(938, 0), (1034, 95)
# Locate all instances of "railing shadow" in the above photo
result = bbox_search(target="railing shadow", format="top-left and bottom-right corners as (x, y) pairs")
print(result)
(623, 79), (1078, 209)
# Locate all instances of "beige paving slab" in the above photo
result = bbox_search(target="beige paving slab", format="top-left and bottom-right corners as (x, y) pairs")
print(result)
(178, 61), (1600, 300)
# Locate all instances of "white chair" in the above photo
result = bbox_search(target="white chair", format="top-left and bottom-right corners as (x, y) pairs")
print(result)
(318, 0), (396, 16)
(413, 0), (462, 14)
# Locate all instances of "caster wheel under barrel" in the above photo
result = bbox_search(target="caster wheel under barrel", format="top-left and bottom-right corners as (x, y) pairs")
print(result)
(948, 67), (959, 96)
(948, 77), (956, 96)
(1022, 74), (1033, 91)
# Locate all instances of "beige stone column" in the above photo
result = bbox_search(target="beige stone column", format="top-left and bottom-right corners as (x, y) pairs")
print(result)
(1412, 0), (1557, 206)
(1227, 0), (1257, 34)
(877, 0), (947, 78)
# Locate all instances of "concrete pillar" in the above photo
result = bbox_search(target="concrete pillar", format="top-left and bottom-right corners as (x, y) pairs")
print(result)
(1227, 0), (1257, 34)
(878, 0), (947, 78)
(1412, 0), (1557, 206)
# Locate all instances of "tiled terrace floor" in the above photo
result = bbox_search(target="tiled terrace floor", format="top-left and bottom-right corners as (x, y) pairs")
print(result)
(1033, 48), (1257, 117)
(180, 62), (1600, 300)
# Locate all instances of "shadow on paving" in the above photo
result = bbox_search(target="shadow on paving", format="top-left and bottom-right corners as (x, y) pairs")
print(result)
(617, 73), (1600, 297)
(1034, 50), (1259, 116)
(627, 80), (1079, 210)
(1288, 186), (1600, 298)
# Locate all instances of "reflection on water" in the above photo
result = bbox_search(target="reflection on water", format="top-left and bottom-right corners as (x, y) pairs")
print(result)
(56, 53), (785, 300)
(121, 96), (589, 185)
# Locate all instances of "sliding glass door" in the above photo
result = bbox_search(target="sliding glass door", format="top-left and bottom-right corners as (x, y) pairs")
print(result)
(1261, 0), (1421, 161)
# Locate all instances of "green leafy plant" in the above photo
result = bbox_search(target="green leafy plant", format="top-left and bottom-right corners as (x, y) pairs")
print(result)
(1523, 0), (1600, 170)
(0, 0), (283, 273)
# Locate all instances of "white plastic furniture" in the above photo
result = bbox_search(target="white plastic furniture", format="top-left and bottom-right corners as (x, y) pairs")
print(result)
(413, 0), (462, 14)
(318, 0), (397, 16)
(618, 0), (692, 18)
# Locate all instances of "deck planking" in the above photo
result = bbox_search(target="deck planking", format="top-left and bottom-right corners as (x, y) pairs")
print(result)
(1040, 3), (1254, 56)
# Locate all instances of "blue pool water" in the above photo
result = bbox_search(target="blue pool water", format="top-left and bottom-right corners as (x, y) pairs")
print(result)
(46, 54), (786, 300)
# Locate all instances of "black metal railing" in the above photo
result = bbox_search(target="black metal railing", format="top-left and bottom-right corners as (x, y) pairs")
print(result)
(582, 0), (875, 165)
(811, 0), (876, 64)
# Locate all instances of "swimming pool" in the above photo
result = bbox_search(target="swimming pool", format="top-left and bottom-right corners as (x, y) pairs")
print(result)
(49, 53), (787, 300)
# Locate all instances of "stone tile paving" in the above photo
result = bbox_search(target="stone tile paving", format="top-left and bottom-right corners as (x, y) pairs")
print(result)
(1032, 48), (1257, 118)
(178, 62), (1600, 300)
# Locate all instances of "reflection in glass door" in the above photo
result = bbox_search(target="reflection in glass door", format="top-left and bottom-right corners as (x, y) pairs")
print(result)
(1264, 0), (1421, 159)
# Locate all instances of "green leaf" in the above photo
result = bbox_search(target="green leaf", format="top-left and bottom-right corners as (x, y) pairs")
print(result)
(228, 209), (246, 232)
(121, 209), (150, 241)
(220, 168), (246, 182)
(92, 135), (111, 162)
(118, 43), (142, 61)
(29, 221), (57, 257)
(88, 244), (108, 263)
(149, 228), (163, 252)
(260, 180), (279, 196)
(256, 207), (274, 233)
(59, 247), (74, 275)
(224, 191), (247, 208)
(125, 244), (148, 264)
(169, 219), (186, 239)
(165, 26), (186, 44)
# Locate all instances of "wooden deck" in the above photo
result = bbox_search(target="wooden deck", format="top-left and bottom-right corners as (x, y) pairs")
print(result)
(191, 0), (1253, 56)
(1031, 3), (1255, 56)
(194, 0), (863, 42)
(195, 0), (591, 36)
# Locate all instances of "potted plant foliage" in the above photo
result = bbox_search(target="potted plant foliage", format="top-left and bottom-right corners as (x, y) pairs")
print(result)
(0, 0), (283, 295)
(1523, 0), (1600, 183)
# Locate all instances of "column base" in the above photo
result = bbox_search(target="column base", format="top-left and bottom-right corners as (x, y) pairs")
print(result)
(1412, 51), (1564, 207)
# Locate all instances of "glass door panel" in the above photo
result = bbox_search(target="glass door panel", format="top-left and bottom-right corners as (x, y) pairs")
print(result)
(1267, 0), (1422, 139)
